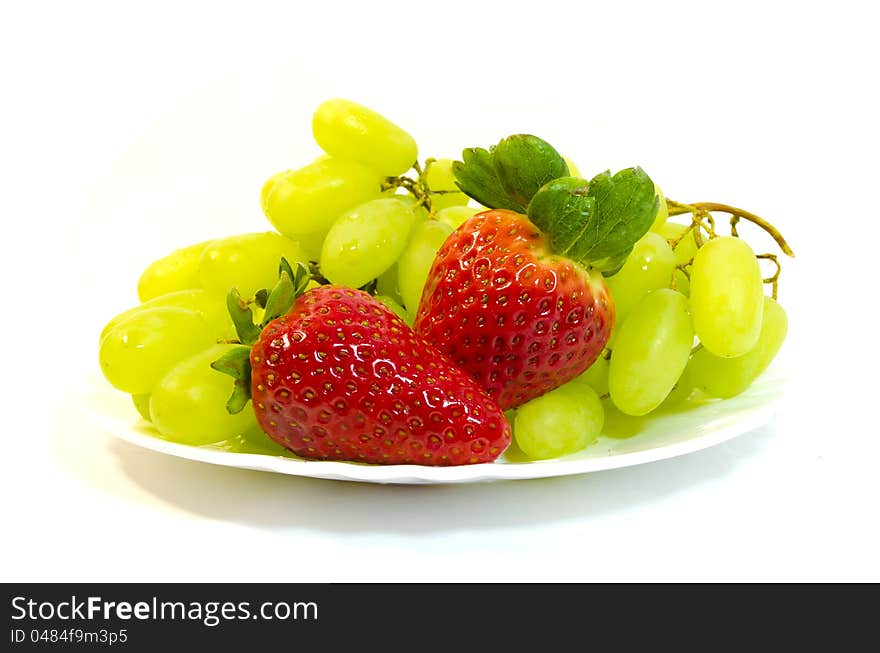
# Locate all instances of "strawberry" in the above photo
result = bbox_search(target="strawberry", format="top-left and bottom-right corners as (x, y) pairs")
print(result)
(214, 271), (511, 466)
(413, 135), (660, 410)
(414, 209), (614, 409)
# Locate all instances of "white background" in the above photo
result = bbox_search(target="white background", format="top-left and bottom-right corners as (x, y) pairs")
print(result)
(1, 1), (878, 582)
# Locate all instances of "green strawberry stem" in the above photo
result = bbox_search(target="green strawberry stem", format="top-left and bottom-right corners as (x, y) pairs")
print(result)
(213, 258), (313, 413)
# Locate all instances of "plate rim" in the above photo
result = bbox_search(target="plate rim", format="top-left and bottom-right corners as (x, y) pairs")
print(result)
(90, 395), (778, 485)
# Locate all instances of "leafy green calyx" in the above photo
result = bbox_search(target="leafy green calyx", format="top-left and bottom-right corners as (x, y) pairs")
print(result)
(527, 168), (658, 272)
(210, 346), (252, 414)
(453, 135), (569, 212)
(454, 134), (658, 271)
(215, 258), (313, 414)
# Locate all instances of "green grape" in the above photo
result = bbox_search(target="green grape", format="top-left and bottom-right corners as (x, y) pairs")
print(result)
(262, 158), (384, 238)
(605, 232), (676, 326)
(294, 230), (325, 262)
(562, 155), (580, 177)
(576, 354), (610, 396)
(100, 289), (234, 343)
(222, 427), (290, 455)
(649, 183), (669, 232)
(514, 382), (604, 460)
(312, 99), (418, 176)
(99, 307), (216, 395)
(132, 394), (152, 421)
(435, 205), (481, 230)
(150, 344), (257, 446)
(609, 289), (693, 416)
(397, 219), (454, 317)
(137, 240), (213, 302)
(198, 232), (308, 299)
(375, 294), (409, 322)
(425, 159), (469, 209)
(391, 193), (430, 222)
(660, 364), (695, 408)
(376, 263), (404, 305)
(689, 296), (787, 398)
(690, 236), (764, 357)
(320, 197), (416, 289)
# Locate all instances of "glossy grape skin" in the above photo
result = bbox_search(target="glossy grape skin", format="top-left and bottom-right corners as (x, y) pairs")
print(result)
(376, 263), (403, 305)
(649, 184), (669, 232)
(150, 345), (257, 446)
(576, 355), (610, 396)
(132, 394), (152, 421)
(100, 288), (234, 343)
(312, 99), (418, 176)
(137, 240), (213, 302)
(198, 232), (308, 299)
(689, 296), (787, 398)
(99, 307), (216, 395)
(436, 205), (481, 230)
(295, 230), (326, 262)
(609, 289), (693, 416)
(397, 219), (454, 317)
(320, 197), (416, 289)
(690, 236), (764, 357)
(425, 159), (469, 209)
(514, 381), (604, 460)
(262, 158), (384, 238)
(374, 294), (409, 322)
(606, 232), (676, 326)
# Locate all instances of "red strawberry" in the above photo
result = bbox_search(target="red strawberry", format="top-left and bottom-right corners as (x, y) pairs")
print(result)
(249, 286), (511, 465)
(414, 209), (614, 410)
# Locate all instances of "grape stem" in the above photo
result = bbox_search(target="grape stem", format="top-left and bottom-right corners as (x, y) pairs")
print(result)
(667, 200), (795, 257)
(307, 261), (331, 286)
(758, 253), (782, 299)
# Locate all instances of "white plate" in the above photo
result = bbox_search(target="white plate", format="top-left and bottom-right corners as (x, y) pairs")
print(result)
(85, 366), (784, 485)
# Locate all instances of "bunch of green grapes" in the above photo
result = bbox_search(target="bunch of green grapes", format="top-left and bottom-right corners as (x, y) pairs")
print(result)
(588, 201), (789, 418)
(99, 231), (310, 452)
(512, 193), (792, 460)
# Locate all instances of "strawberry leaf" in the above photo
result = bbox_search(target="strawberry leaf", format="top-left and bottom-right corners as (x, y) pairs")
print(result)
(526, 176), (594, 255)
(210, 346), (253, 414)
(569, 167), (657, 267)
(492, 135), (570, 209)
(262, 271), (295, 326)
(226, 288), (261, 345)
(529, 167), (657, 271)
(452, 147), (524, 212)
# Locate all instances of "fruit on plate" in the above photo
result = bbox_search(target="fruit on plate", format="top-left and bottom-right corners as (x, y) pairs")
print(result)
(212, 267), (512, 465)
(414, 135), (659, 409)
(98, 97), (796, 466)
